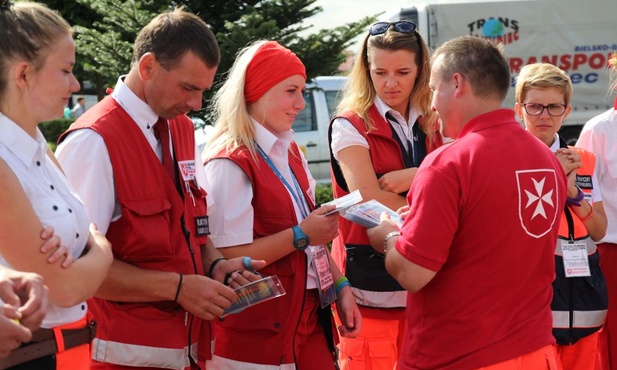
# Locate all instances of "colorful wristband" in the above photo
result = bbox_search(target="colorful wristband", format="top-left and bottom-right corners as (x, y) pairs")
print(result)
(566, 186), (584, 207)
(334, 276), (348, 289)
(335, 281), (351, 296)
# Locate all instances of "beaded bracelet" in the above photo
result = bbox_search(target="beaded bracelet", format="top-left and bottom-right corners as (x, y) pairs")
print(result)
(566, 186), (585, 207)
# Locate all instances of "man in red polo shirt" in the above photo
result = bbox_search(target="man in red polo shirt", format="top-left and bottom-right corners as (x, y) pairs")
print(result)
(368, 36), (567, 369)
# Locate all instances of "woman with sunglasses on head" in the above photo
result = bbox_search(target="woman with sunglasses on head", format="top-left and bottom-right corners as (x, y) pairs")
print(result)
(328, 20), (443, 370)
(515, 63), (607, 370)
(0, 1), (113, 369)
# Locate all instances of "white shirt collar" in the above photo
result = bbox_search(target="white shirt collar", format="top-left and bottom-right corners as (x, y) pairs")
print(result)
(548, 133), (560, 152)
(251, 117), (293, 155)
(111, 76), (159, 130)
(373, 95), (420, 127)
(0, 114), (48, 170)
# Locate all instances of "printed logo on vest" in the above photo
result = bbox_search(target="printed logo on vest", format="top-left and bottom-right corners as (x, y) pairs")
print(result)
(178, 160), (196, 182)
(516, 169), (560, 238)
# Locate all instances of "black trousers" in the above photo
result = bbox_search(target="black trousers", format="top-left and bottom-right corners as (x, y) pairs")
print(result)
(7, 354), (55, 370)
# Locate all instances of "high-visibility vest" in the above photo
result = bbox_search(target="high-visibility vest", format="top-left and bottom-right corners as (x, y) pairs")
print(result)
(552, 140), (608, 345)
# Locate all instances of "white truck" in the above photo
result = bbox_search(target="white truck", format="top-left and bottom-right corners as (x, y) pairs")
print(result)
(294, 0), (616, 183)
(390, 0), (617, 144)
(293, 76), (346, 182)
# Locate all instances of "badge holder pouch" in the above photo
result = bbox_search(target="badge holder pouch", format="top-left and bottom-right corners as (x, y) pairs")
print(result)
(309, 245), (337, 308)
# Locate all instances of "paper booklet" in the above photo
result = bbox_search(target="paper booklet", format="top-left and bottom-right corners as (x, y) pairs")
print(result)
(322, 189), (363, 215)
(323, 190), (404, 229)
(221, 275), (286, 317)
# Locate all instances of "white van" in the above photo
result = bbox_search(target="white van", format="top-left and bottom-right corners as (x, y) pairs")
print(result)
(293, 76), (346, 183)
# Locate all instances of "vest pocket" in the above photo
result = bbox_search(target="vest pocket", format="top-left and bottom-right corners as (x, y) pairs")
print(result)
(218, 304), (287, 334)
(119, 197), (174, 262)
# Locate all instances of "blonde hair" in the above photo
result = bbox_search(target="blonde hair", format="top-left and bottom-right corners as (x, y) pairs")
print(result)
(203, 40), (268, 162)
(336, 26), (436, 140)
(0, 1), (72, 104)
(515, 63), (572, 105)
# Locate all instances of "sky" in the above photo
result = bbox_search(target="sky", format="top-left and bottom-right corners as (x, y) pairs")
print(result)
(303, 0), (410, 49)
(305, 0), (410, 31)
(302, 0), (515, 51)
(304, 0), (515, 32)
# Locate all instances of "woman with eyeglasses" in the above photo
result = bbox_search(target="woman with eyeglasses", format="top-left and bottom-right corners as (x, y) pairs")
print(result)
(328, 20), (443, 369)
(515, 62), (607, 370)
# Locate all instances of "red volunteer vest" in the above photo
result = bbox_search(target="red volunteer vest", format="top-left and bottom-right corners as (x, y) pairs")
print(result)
(210, 143), (336, 365)
(59, 96), (210, 369)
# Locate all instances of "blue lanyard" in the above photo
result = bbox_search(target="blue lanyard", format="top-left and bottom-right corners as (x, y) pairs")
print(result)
(255, 143), (310, 219)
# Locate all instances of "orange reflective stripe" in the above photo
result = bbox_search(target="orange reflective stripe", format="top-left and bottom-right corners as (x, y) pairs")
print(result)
(53, 327), (66, 352)
(53, 315), (92, 370)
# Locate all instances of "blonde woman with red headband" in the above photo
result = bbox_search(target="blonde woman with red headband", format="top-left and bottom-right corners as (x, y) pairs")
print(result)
(203, 40), (361, 369)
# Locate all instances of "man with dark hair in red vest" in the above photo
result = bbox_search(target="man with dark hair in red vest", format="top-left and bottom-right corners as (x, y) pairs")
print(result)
(56, 8), (264, 370)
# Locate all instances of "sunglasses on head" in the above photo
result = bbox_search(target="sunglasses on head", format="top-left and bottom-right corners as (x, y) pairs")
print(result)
(369, 21), (417, 36)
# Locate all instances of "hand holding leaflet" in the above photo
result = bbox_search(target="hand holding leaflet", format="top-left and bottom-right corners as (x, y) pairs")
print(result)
(341, 199), (404, 229)
(322, 190), (363, 215)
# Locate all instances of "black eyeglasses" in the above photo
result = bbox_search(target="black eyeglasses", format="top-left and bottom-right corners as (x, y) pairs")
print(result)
(369, 21), (417, 36)
(522, 103), (567, 117)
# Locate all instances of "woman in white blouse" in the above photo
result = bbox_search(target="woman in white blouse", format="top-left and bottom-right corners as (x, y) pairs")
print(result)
(0, 2), (112, 369)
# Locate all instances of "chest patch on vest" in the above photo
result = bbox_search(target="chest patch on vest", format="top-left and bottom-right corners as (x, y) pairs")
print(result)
(195, 216), (210, 236)
(576, 174), (593, 190)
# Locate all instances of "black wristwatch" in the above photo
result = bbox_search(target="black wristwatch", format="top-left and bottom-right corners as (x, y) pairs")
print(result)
(292, 225), (310, 251)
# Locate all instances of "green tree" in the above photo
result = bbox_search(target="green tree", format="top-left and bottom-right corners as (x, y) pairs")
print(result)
(49, 0), (374, 120)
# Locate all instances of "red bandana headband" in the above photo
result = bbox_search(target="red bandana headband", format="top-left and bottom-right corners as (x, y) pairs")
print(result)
(244, 41), (306, 104)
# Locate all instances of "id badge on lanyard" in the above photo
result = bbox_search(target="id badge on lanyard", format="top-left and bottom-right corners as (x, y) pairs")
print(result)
(256, 143), (336, 306)
(309, 244), (336, 308)
(561, 240), (591, 277)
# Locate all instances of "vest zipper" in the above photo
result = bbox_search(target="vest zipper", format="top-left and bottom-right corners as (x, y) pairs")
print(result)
(180, 216), (199, 365)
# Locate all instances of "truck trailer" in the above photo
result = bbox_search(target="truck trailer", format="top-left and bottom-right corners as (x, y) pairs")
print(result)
(390, 0), (617, 144)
